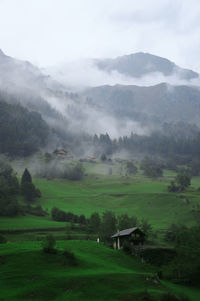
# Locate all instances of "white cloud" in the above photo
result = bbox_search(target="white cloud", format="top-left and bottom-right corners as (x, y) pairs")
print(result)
(46, 58), (200, 90)
(0, 0), (200, 73)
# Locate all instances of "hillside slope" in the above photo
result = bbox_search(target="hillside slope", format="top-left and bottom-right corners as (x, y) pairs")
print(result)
(1, 240), (198, 301)
(84, 83), (200, 125)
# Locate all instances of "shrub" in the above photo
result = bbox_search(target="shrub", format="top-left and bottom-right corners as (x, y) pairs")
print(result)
(168, 174), (191, 193)
(64, 163), (84, 181)
(140, 248), (176, 266)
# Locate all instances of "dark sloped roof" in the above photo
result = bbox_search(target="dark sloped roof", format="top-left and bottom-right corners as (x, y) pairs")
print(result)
(111, 227), (139, 238)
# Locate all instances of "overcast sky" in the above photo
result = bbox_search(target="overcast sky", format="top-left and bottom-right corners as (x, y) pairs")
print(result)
(0, 0), (200, 71)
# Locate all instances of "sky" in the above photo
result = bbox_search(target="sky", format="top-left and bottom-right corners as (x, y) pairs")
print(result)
(0, 0), (200, 71)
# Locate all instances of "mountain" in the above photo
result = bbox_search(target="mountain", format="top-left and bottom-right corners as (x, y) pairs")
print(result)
(0, 49), (73, 133)
(1, 48), (200, 145)
(0, 48), (65, 93)
(84, 83), (200, 126)
(95, 52), (199, 80)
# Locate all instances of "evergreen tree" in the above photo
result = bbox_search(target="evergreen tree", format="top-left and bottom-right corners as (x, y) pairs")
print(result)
(21, 168), (41, 202)
(21, 168), (32, 185)
(89, 212), (101, 233)
(118, 214), (137, 230)
(100, 211), (117, 242)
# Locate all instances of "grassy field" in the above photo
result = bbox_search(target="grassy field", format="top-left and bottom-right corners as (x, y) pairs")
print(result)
(0, 215), (66, 230)
(0, 240), (199, 301)
(1, 160), (200, 230)
(32, 173), (200, 229)
(1, 161), (200, 300)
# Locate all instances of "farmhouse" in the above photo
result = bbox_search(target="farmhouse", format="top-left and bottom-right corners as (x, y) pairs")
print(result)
(111, 227), (145, 250)
(53, 149), (68, 156)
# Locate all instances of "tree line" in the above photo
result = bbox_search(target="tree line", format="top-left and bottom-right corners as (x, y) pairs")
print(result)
(90, 122), (200, 164)
(51, 208), (152, 242)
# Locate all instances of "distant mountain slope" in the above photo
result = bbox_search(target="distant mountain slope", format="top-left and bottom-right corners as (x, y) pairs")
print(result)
(0, 49), (64, 92)
(1, 48), (200, 142)
(84, 83), (200, 125)
(95, 52), (199, 80)
(0, 49), (73, 137)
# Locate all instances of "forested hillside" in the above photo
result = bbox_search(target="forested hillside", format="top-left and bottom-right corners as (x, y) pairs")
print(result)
(84, 83), (200, 126)
(0, 100), (49, 156)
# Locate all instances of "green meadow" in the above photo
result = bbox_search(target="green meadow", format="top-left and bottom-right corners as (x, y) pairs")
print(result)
(1, 160), (200, 230)
(1, 161), (200, 300)
(30, 172), (200, 230)
(0, 240), (199, 301)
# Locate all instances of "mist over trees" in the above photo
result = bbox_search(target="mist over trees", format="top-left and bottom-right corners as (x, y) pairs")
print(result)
(0, 100), (49, 156)
(89, 122), (200, 163)
(1, 48), (200, 171)
(1, 89), (200, 165)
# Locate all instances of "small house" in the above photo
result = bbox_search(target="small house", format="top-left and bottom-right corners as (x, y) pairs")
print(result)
(111, 227), (145, 250)
(53, 149), (68, 156)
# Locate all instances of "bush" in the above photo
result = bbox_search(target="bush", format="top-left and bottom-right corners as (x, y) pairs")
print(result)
(64, 163), (84, 181)
(140, 157), (163, 178)
(168, 174), (191, 193)
(140, 248), (176, 266)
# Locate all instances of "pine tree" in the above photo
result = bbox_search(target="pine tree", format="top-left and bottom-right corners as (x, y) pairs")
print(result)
(21, 168), (41, 202)
(21, 168), (32, 185)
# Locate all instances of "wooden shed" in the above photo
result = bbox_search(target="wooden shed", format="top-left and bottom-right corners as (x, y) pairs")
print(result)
(111, 227), (145, 250)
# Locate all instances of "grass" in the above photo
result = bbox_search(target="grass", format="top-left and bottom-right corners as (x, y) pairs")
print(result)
(1, 164), (199, 230)
(1, 161), (200, 300)
(1, 240), (199, 301)
(31, 173), (200, 229)
(8, 160), (199, 229)
(0, 215), (66, 230)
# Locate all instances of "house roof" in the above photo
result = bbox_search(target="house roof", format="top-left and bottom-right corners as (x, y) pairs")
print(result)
(111, 227), (140, 238)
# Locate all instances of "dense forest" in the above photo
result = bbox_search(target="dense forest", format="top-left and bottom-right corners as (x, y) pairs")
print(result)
(0, 100), (49, 156)
(1, 95), (200, 165)
(90, 122), (200, 165)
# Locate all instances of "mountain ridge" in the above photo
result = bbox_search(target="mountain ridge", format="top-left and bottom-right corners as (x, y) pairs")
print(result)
(95, 52), (199, 80)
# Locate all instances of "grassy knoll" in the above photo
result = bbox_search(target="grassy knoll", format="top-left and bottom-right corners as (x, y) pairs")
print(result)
(0, 240), (198, 301)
